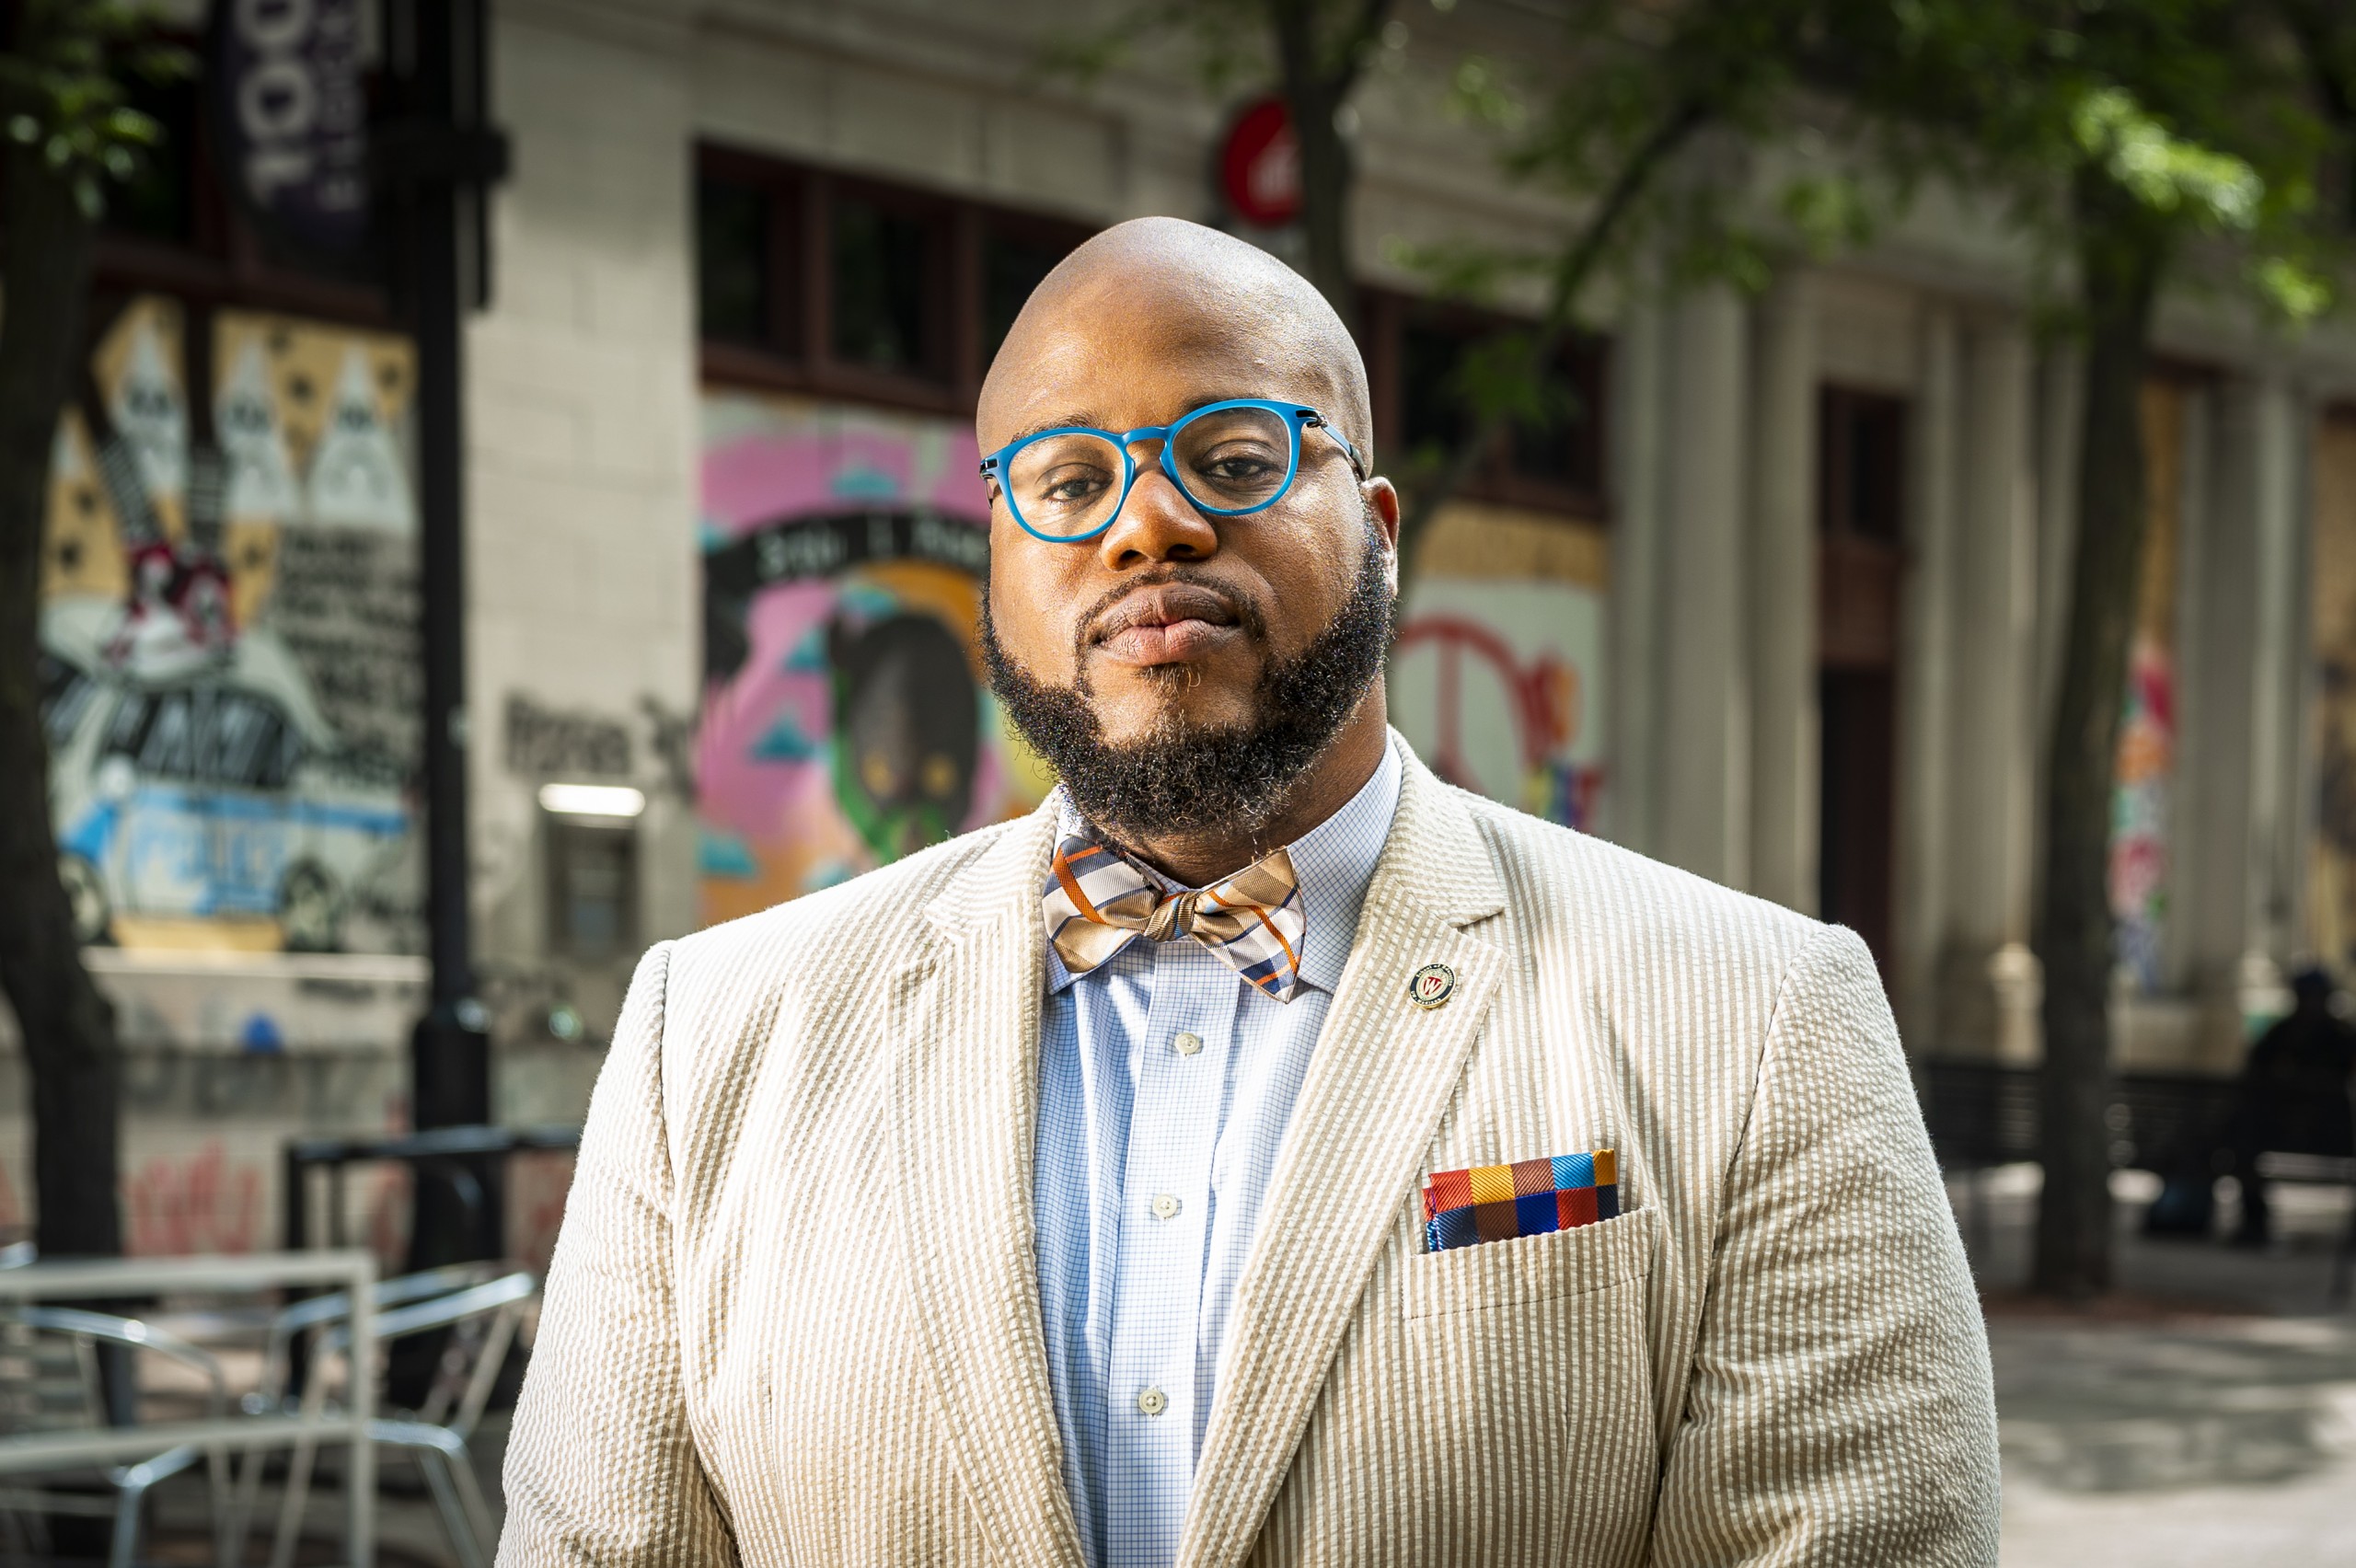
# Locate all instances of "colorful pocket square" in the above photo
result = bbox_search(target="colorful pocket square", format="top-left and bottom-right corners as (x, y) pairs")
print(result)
(1422, 1148), (1618, 1252)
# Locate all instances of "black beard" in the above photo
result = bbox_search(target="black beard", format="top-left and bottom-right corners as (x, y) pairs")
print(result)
(978, 521), (1394, 848)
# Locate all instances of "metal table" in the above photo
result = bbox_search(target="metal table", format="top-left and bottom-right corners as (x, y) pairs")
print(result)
(0, 1250), (379, 1567)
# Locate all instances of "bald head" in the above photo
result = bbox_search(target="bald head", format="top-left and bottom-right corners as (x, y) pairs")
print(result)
(974, 219), (1400, 880)
(977, 216), (1372, 467)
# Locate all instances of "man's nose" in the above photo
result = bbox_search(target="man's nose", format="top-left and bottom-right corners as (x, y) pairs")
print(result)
(1095, 446), (1218, 569)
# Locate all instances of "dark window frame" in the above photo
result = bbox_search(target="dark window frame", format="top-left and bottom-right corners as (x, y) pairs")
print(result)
(695, 143), (1091, 419)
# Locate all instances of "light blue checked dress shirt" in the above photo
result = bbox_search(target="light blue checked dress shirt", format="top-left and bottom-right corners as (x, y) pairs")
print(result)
(1033, 734), (1404, 1568)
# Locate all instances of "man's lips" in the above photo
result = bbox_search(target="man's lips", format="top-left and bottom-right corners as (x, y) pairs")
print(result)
(1089, 583), (1247, 665)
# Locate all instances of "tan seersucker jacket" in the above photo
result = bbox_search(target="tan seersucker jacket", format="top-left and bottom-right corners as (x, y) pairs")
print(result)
(499, 744), (2001, 1568)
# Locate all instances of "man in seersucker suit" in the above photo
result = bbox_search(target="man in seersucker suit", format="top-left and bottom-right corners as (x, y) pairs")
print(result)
(500, 216), (2000, 1568)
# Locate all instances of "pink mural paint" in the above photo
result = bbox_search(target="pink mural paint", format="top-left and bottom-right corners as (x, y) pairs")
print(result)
(696, 391), (1048, 928)
(2110, 637), (2175, 990)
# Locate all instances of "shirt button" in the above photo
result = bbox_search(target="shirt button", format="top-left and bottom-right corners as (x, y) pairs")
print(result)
(1150, 1193), (1181, 1220)
(1137, 1386), (1168, 1417)
(1173, 1031), (1203, 1056)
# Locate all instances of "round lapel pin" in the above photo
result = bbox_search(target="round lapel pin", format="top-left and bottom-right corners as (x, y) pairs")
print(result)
(1408, 962), (1456, 1009)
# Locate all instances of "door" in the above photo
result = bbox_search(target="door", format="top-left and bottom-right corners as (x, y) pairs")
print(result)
(1816, 386), (1907, 972)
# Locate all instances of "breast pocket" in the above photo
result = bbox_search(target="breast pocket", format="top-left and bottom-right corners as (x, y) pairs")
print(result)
(1396, 1207), (1662, 1568)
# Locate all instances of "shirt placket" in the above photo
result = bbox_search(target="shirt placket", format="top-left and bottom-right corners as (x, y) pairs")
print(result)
(1100, 940), (1239, 1565)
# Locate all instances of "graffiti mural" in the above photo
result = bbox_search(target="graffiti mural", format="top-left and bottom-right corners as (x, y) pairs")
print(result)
(126, 1139), (262, 1256)
(2110, 382), (2182, 992)
(40, 294), (422, 955)
(697, 390), (1050, 926)
(2310, 409), (2356, 974)
(1391, 502), (1607, 829)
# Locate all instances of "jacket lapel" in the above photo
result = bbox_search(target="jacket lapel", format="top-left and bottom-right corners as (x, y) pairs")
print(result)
(1177, 753), (1508, 1568)
(888, 804), (1089, 1568)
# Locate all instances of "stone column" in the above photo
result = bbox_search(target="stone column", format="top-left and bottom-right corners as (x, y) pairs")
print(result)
(1604, 301), (1670, 858)
(1655, 285), (1753, 888)
(1894, 307), (1960, 1055)
(2245, 379), (2312, 988)
(1937, 318), (2040, 1060)
(1747, 274), (1820, 913)
(2185, 375), (2308, 1059)
(2162, 385), (2214, 998)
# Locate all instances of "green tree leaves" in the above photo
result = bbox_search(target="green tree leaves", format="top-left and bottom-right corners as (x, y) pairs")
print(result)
(0, 0), (190, 220)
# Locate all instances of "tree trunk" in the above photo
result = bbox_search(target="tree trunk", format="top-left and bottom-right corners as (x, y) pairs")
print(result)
(0, 137), (124, 1261)
(1269, 0), (1386, 335)
(2032, 180), (2165, 1299)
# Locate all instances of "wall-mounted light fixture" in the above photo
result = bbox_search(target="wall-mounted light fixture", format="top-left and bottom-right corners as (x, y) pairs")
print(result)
(537, 782), (643, 962)
(537, 782), (646, 818)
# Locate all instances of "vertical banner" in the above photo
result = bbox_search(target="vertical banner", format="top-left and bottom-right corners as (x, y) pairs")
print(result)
(209, 0), (371, 260)
(1391, 502), (1608, 829)
(696, 390), (1050, 928)
(2108, 381), (2181, 992)
(41, 295), (422, 955)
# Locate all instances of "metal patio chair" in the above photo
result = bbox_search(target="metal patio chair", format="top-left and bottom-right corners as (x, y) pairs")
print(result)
(242, 1268), (535, 1568)
(225, 1260), (505, 1558)
(0, 1305), (237, 1568)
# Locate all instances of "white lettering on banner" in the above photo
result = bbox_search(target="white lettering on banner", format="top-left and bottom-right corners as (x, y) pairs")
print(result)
(226, 0), (366, 227)
(238, 58), (318, 142)
(235, 0), (315, 53)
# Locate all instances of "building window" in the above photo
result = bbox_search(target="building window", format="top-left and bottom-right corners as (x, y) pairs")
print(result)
(982, 225), (1069, 364)
(696, 172), (774, 347)
(829, 189), (943, 375)
(694, 144), (1089, 414)
(1369, 293), (1608, 516)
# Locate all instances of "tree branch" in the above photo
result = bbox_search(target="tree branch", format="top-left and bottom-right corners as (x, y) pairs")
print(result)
(1393, 96), (1713, 581)
(1325, 0), (1395, 87)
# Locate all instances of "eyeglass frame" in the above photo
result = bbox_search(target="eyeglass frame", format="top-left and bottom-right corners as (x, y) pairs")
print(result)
(977, 398), (1367, 545)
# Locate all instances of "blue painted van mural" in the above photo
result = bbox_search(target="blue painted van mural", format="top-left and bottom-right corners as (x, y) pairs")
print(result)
(40, 295), (422, 954)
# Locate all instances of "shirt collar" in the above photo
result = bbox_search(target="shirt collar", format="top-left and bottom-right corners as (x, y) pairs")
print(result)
(1043, 732), (1405, 997)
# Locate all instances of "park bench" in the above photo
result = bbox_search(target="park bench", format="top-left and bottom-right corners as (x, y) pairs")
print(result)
(1917, 1059), (2355, 1302)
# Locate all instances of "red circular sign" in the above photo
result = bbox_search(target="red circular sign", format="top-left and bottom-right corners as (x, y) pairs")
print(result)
(1219, 96), (1302, 227)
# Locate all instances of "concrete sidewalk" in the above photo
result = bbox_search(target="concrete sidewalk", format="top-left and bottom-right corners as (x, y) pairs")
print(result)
(1959, 1168), (2356, 1568)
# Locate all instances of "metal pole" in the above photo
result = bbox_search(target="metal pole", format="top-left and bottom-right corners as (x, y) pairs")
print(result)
(408, 0), (488, 1133)
(346, 1251), (377, 1568)
(390, 0), (506, 1282)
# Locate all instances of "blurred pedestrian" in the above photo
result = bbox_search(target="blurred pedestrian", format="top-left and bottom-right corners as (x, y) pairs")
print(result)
(2231, 966), (2356, 1246)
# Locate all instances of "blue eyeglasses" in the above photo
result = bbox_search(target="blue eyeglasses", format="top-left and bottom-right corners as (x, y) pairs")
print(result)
(977, 398), (1365, 544)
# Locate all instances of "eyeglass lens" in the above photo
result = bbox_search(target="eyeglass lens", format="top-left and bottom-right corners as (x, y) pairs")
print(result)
(1005, 405), (1296, 539)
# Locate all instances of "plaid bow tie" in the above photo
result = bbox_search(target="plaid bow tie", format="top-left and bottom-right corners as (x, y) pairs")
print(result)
(1042, 836), (1307, 1002)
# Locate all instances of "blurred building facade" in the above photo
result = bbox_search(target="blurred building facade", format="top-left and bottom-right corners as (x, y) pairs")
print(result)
(8, 0), (2356, 1253)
